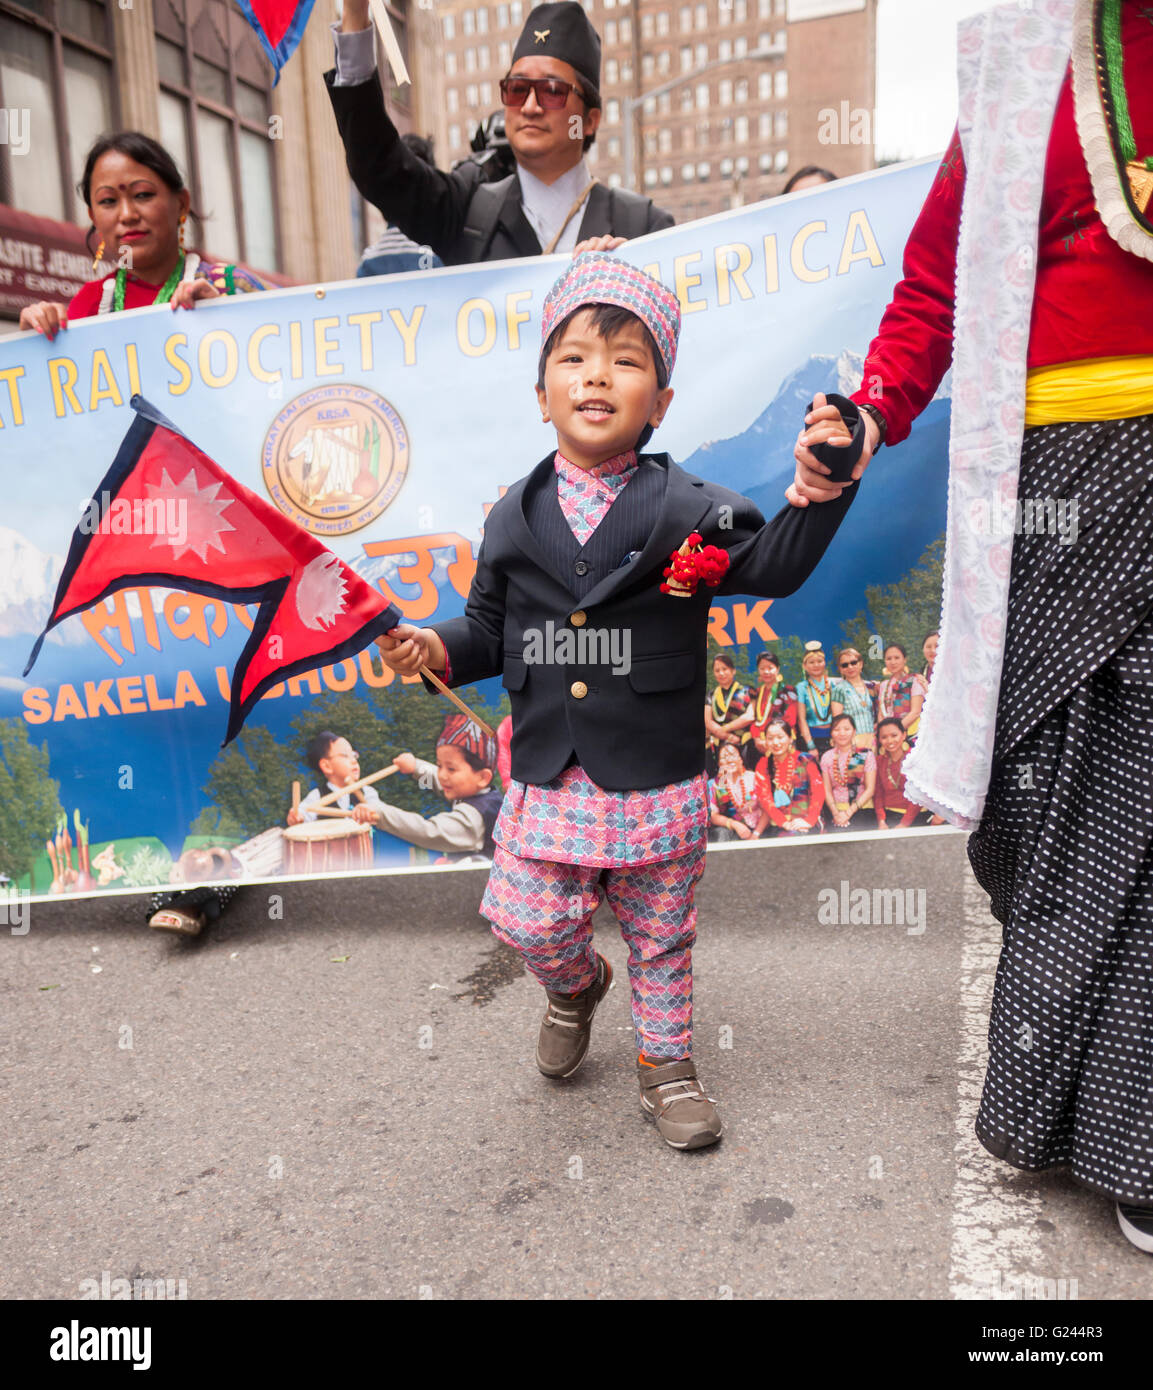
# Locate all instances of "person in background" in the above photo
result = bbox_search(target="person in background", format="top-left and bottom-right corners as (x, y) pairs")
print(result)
(754, 718), (824, 837)
(921, 629), (939, 686)
(820, 712), (876, 831)
(286, 731), (388, 827)
(795, 641), (847, 758)
(877, 642), (925, 745)
(20, 131), (265, 341)
(704, 652), (752, 778)
(708, 741), (768, 842)
(741, 650), (798, 768)
(834, 645), (878, 750)
(326, 0), (673, 266)
(356, 134), (445, 276)
(782, 166), (837, 195)
(873, 717), (942, 829)
(20, 130), (266, 938)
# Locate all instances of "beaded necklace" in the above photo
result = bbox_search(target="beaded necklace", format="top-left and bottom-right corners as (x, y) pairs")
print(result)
(1102, 0), (1153, 213)
(112, 254), (186, 313)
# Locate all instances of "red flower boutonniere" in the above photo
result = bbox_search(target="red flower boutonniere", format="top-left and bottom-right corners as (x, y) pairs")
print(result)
(660, 532), (731, 597)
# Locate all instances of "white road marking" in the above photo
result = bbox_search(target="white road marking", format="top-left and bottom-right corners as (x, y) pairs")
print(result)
(948, 866), (1047, 1299)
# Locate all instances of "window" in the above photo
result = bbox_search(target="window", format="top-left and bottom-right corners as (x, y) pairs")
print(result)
(718, 39), (731, 60)
(444, 14), (456, 39)
(719, 79), (732, 106)
(736, 154), (748, 174)
(478, 44), (489, 68)
(606, 19), (617, 42)
(720, 157), (733, 179)
(511, 0), (523, 22)
(775, 149), (788, 172)
(696, 82), (709, 109)
(480, 80), (492, 104)
(498, 41), (511, 66)
(735, 0), (747, 18)
(643, 95), (656, 114)
(642, 53), (654, 76)
(609, 172), (622, 188)
(476, 5), (488, 32)
(758, 111), (772, 139)
(0, 2), (116, 225)
(775, 110), (787, 138)
(466, 83), (478, 106)
(735, 78), (748, 102)
(657, 51), (669, 75)
(697, 161), (710, 181)
(758, 71), (771, 99)
(607, 58), (619, 83)
(606, 99), (620, 123)
(775, 69), (788, 98)
(446, 51), (457, 76)
(661, 165), (673, 184)
(680, 5), (692, 32)
(758, 0), (770, 14)
(695, 3), (707, 30)
(619, 16), (631, 39)
(680, 46), (692, 72)
(719, 0), (732, 24)
(759, 150), (773, 172)
(462, 9), (475, 36)
(465, 48), (476, 72)
(641, 11), (654, 36)
(734, 35), (747, 56)
(776, 29), (787, 48)
(645, 167), (658, 188)
(497, 4), (508, 26)
(776, 0), (786, 13)
(449, 123), (461, 149)
(735, 114), (748, 143)
(695, 42), (707, 66)
(659, 128), (672, 153)
(608, 137), (620, 157)
(682, 162), (695, 183)
(621, 58), (633, 79)
(680, 86), (693, 111)
(152, 1), (281, 268)
(657, 10), (669, 34)
(448, 87), (459, 112)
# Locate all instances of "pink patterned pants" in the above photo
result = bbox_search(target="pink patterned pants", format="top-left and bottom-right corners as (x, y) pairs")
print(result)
(481, 842), (708, 1059)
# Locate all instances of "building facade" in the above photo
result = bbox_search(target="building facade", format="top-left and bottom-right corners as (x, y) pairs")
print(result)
(427, 0), (876, 224)
(0, 0), (434, 331)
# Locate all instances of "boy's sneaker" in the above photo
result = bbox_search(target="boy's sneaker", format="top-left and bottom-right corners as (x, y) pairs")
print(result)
(1116, 1201), (1153, 1254)
(638, 1058), (723, 1150)
(535, 953), (613, 1078)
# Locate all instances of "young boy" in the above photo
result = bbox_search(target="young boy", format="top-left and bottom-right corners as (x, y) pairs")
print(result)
(379, 252), (857, 1149)
(287, 731), (388, 826)
(375, 713), (504, 864)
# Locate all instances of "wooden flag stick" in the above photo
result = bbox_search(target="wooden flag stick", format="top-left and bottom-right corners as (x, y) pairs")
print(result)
(292, 781), (300, 813)
(312, 763), (399, 810)
(421, 665), (497, 740)
(368, 0), (411, 87)
(312, 805), (357, 818)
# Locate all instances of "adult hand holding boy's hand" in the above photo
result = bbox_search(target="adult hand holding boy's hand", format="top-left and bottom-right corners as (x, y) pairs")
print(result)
(352, 803), (377, 825)
(787, 391), (880, 508)
(376, 624), (446, 675)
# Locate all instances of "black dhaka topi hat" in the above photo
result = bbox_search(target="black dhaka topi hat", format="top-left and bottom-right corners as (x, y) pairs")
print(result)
(512, 2), (602, 94)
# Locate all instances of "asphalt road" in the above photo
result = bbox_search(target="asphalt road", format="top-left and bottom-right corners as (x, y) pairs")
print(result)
(3, 828), (1149, 1301)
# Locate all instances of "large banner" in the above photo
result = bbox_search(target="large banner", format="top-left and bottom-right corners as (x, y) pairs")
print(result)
(0, 158), (950, 901)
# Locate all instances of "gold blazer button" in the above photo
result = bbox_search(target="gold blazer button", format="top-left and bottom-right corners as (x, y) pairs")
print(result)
(570, 610), (587, 627)
(570, 681), (588, 699)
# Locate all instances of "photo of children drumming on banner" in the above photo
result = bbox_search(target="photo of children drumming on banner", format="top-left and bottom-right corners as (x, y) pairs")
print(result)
(376, 251), (860, 1151)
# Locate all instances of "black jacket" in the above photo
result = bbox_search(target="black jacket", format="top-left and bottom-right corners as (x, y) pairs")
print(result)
(324, 69), (675, 265)
(429, 453), (857, 791)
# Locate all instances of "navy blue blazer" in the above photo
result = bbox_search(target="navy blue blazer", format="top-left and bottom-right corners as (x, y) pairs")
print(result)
(430, 452), (856, 791)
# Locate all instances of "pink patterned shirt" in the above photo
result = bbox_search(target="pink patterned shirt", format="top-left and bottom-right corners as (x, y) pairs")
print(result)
(451, 447), (709, 867)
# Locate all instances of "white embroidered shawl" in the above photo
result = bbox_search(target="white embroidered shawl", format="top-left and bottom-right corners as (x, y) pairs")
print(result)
(903, 0), (1076, 830)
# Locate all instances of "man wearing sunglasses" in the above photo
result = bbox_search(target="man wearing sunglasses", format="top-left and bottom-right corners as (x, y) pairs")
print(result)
(325, 0), (674, 266)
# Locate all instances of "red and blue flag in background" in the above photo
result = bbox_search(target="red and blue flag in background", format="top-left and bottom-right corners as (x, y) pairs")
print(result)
(236, 0), (317, 84)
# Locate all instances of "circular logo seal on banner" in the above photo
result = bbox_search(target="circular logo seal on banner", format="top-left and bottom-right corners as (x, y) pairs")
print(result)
(262, 384), (409, 536)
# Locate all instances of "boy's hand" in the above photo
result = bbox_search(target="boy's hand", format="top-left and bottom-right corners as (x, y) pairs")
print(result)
(286, 808), (304, 827)
(394, 752), (418, 776)
(375, 624), (445, 674)
(573, 235), (626, 255)
(352, 803), (377, 825)
(788, 391), (880, 507)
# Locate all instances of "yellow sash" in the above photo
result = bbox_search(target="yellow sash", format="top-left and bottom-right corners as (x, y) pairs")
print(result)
(1024, 355), (1153, 428)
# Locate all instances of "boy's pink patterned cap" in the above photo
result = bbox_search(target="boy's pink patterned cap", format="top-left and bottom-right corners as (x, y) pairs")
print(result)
(539, 252), (680, 380)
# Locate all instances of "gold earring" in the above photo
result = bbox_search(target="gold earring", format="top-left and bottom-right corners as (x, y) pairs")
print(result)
(92, 238), (105, 273)
(178, 212), (187, 253)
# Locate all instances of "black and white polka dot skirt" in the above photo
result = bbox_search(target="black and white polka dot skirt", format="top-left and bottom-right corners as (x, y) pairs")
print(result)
(968, 413), (1153, 1205)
